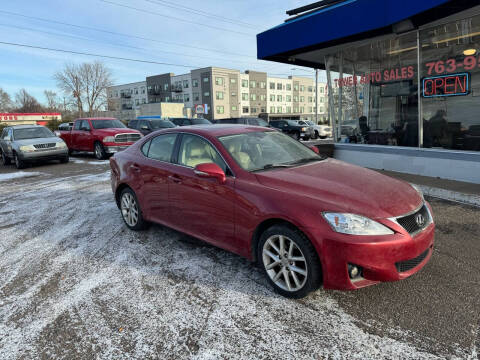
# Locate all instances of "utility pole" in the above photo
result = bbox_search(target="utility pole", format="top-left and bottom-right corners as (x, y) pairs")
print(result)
(315, 69), (319, 124)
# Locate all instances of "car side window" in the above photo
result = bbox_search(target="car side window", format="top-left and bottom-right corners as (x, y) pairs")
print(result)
(1, 129), (8, 140)
(141, 140), (151, 156)
(145, 134), (177, 162)
(139, 120), (149, 129)
(82, 120), (91, 130)
(178, 134), (226, 171)
(129, 120), (138, 129)
(73, 121), (82, 130)
(7, 128), (13, 140)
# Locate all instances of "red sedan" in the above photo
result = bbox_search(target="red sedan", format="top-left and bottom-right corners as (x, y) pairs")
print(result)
(110, 125), (435, 298)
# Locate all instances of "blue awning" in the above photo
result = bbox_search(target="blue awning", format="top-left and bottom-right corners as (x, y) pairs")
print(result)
(257, 0), (467, 68)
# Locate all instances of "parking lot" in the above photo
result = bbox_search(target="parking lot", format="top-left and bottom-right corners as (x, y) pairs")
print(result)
(0, 157), (478, 359)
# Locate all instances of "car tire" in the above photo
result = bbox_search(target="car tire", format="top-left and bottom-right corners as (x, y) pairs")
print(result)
(60, 155), (69, 164)
(94, 142), (107, 160)
(314, 131), (319, 139)
(258, 225), (322, 299)
(13, 152), (26, 169)
(1, 151), (11, 166)
(119, 187), (148, 231)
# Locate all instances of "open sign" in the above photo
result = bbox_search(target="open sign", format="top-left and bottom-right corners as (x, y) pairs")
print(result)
(422, 73), (470, 98)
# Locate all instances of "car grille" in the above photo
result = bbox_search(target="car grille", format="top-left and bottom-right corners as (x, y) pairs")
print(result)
(114, 133), (141, 143)
(33, 143), (56, 149)
(396, 204), (430, 235)
(396, 248), (430, 273)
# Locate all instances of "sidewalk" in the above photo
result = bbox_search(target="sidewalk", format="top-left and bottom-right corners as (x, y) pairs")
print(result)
(377, 170), (480, 207)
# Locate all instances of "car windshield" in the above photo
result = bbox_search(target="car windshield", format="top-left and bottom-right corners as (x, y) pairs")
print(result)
(304, 121), (314, 126)
(91, 119), (126, 129)
(13, 127), (55, 140)
(287, 120), (300, 126)
(150, 120), (175, 129)
(191, 118), (212, 125)
(219, 131), (323, 172)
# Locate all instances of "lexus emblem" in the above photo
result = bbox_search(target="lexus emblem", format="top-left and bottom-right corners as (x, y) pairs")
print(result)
(415, 213), (426, 227)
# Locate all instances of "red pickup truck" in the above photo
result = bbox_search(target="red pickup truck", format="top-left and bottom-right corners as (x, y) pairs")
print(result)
(58, 118), (142, 160)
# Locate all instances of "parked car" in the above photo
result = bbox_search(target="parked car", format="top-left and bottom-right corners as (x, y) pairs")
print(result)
(58, 118), (142, 160)
(269, 119), (314, 140)
(0, 125), (69, 169)
(214, 117), (273, 128)
(298, 120), (332, 139)
(169, 118), (212, 126)
(128, 118), (175, 135)
(110, 125), (434, 298)
(58, 122), (74, 131)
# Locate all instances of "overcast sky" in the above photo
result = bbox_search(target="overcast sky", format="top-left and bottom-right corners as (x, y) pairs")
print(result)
(0, 0), (325, 104)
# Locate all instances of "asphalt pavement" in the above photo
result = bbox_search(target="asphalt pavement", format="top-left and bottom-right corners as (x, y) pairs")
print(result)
(0, 156), (478, 359)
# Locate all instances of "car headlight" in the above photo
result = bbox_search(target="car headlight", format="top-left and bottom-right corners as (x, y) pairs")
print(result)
(56, 141), (67, 148)
(103, 136), (115, 142)
(301, 127), (307, 132)
(322, 213), (394, 235)
(19, 145), (35, 153)
(410, 184), (424, 200)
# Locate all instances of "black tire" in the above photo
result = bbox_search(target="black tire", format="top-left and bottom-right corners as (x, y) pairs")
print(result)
(314, 131), (319, 139)
(13, 152), (25, 169)
(1, 151), (11, 166)
(119, 187), (148, 231)
(258, 225), (322, 299)
(60, 155), (69, 163)
(94, 142), (107, 160)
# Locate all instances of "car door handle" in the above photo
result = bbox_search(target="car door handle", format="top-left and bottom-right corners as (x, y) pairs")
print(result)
(168, 175), (182, 184)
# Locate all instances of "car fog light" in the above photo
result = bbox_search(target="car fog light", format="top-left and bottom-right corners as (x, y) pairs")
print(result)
(348, 264), (362, 279)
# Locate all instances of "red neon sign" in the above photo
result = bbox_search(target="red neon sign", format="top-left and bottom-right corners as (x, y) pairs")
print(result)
(422, 73), (470, 98)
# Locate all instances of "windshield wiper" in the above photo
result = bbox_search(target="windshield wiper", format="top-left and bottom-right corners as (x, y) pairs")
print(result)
(253, 163), (293, 172)
(288, 157), (325, 165)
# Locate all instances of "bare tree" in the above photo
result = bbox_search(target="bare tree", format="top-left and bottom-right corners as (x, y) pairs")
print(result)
(15, 89), (43, 113)
(0, 88), (13, 112)
(44, 90), (59, 111)
(54, 61), (113, 117)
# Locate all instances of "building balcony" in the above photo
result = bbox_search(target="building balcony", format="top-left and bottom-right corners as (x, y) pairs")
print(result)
(121, 93), (132, 99)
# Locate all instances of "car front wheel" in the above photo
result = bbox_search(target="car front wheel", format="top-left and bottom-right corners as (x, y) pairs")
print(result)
(13, 152), (25, 169)
(94, 142), (107, 160)
(120, 188), (148, 230)
(258, 225), (322, 298)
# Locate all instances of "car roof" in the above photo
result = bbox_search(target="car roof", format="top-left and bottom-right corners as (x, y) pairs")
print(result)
(163, 124), (273, 137)
(8, 125), (45, 129)
(76, 117), (118, 121)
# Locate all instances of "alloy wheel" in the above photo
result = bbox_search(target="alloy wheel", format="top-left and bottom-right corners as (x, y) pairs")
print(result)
(262, 235), (308, 292)
(95, 144), (102, 159)
(121, 192), (139, 227)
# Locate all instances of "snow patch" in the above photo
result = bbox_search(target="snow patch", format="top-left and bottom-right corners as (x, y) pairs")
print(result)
(0, 171), (43, 182)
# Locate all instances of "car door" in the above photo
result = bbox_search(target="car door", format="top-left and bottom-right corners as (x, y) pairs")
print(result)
(168, 134), (236, 251)
(1, 128), (13, 157)
(134, 133), (179, 224)
(71, 120), (86, 150)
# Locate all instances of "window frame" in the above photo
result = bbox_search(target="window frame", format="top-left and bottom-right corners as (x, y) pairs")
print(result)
(140, 133), (178, 163)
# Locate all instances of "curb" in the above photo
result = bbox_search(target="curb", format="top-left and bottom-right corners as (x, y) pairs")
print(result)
(414, 184), (480, 207)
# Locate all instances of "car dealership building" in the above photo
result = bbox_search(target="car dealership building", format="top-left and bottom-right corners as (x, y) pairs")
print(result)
(257, 0), (480, 183)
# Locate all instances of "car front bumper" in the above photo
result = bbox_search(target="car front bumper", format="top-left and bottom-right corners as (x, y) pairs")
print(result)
(304, 204), (435, 290)
(18, 148), (68, 161)
(103, 143), (134, 154)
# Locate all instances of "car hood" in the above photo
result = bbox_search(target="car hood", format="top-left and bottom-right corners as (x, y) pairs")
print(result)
(94, 128), (142, 136)
(254, 158), (422, 219)
(14, 137), (61, 146)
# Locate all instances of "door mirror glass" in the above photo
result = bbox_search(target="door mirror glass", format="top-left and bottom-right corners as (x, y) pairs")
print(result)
(194, 163), (226, 184)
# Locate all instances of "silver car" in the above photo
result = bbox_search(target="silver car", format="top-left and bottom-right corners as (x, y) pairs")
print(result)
(298, 120), (332, 139)
(0, 125), (69, 169)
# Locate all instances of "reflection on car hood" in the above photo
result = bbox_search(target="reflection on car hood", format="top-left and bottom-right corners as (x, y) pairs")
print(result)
(14, 137), (60, 146)
(93, 128), (142, 136)
(255, 158), (422, 219)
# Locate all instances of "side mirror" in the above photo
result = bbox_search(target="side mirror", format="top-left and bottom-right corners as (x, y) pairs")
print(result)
(309, 145), (320, 154)
(194, 163), (226, 184)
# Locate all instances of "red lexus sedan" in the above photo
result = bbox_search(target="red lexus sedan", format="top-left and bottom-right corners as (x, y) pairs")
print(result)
(110, 125), (434, 298)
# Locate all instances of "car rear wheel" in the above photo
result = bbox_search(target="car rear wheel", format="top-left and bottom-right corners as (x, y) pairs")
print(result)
(13, 152), (25, 169)
(120, 188), (147, 230)
(258, 225), (322, 298)
(1, 151), (11, 166)
(94, 142), (107, 160)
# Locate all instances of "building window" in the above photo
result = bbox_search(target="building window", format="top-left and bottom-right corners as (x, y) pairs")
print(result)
(320, 98), (324, 103)
(203, 77), (209, 83)
(277, 106), (282, 113)
(300, 107), (304, 113)
(242, 106), (249, 114)
(135, 99), (139, 105)
(260, 94), (266, 101)
(308, 86), (313, 92)
(193, 93), (200, 101)
(261, 107), (266, 113)
(204, 91), (210, 97)
(286, 84), (292, 91)
(183, 80), (189, 88)
(277, 83), (282, 90)
(143, 98), (146, 104)
(184, 94), (190, 102)
(277, 95), (282, 102)
(230, 78), (237, 84)
(293, 107), (299, 113)
(242, 93), (249, 101)
(216, 91), (224, 100)
(193, 79), (199, 87)
(165, 96), (170, 102)
(134, 88), (138, 94)
(242, 79), (248, 88)
(164, 84), (169, 91)
(215, 77), (224, 86)
(300, 85), (305, 92)
(294, 96), (299, 102)
(320, 87), (324, 93)
(294, 84), (299, 91)
(232, 105), (238, 111)
(269, 82), (275, 89)
(251, 107), (257, 113)
(231, 91), (237, 97)
(300, 96), (305, 102)
(142, 87), (146, 94)
(286, 95), (292, 102)
(270, 94), (275, 101)
(286, 106), (291, 113)
(308, 97), (313, 103)
(260, 81), (266, 89)
(270, 106), (275, 113)
(309, 107), (313, 113)
(250, 93), (256, 101)
(216, 105), (224, 114)
(250, 80), (256, 88)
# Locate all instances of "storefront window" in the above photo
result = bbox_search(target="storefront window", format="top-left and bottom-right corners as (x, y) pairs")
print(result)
(420, 14), (480, 151)
(326, 31), (418, 146)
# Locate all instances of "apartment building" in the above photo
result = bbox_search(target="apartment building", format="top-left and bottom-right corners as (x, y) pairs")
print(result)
(108, 81), (147, 111)
(108, 67), (328, 122)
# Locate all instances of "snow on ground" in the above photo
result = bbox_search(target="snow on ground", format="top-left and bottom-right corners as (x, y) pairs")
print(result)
(0, 171), (470, 359)
(70, 158), (110, 165)
(0, 171), (43, 182)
